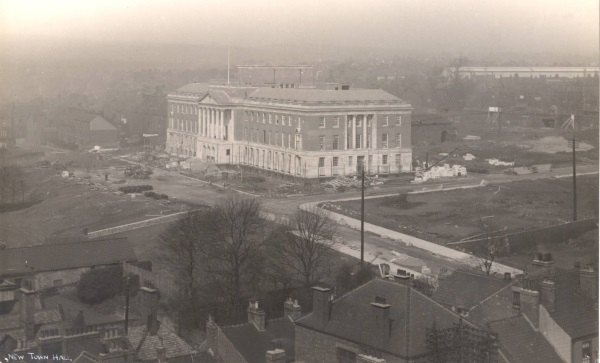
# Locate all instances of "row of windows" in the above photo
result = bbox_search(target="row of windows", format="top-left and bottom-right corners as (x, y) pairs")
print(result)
(171, 103), (198, 115)
(320, 133), (401, 150)
(244, 111), (300, 127)
(321, 115), (402, 128)
(244, 128), (299, 149)
(318, 154), (400, 167)
(170, 118), (198, 133)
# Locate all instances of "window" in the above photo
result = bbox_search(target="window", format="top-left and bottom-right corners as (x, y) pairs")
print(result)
(382, 116), (388, 127)
(250, 112), (254, 122)
(281, 115), (285, 125)
(263, 113), (266, 123)
(268, 114), (272, 124)
(582, 341), (592, 363)
(333, 117), (340, 128)
(333, 157), (339, 166)
(319, 135), (325, 150)
(366, 131), (371, 148)
(396, 154), (401, 166)
(288, 134), (291, 148)
(263, 130), (267, 144)
(347, 118), (352, 128)
(356, 134), (362, 148)
(368, 155), (373, 168)
(382, 133), (388, 148)
(333, 135), (339, 150)
(319, 117), (326, 128)
(319, 157), (325, 167)
(276, 116), (280, 125)
(349, 156), (353, 165)
(337, 348), (357, 363)
(512, 291), (520, 309)
(269, 131), (272, 144)
(382, 155), (388, 164)
(356, 117), (362, 127)
(395, 115), (402, 126)
(395, 133), (401, 147)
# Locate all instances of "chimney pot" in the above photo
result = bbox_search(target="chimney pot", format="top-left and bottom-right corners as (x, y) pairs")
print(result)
(284, 297), (302, 321)
(266, 349), (286, 363)
(248, 299), (266, 331)
(541, 279), (556, 313)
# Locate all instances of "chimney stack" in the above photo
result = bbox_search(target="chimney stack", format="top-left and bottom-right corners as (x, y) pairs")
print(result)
(206, 315), (219, 357)
(156, 344), (166, 362)
(371, 296), (391, 346)
(247, 299), (266, 331)
(541, 279), (555, 313)
(139, 287), (159, 335)
(519, 288), (540, 330)
(18, 288), (36, 340)
(265, 349), (286, 363)
(283, 297), (302, 321)
(312, 286), (333, 325)
(579, 265), (597, 300)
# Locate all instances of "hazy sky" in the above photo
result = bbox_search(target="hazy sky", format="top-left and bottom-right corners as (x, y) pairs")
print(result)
(2, 0), (598, 54)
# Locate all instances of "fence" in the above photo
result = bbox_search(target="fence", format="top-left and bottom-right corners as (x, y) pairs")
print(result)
(88, 211), (191, 238)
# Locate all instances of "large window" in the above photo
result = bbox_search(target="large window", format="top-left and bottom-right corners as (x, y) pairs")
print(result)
(333, 157), (339, 167)
(396, 115), (402, 126)
(318, 157), (325, 167)
(319, 135), (325, 150)
(382, 116), (388, 127)
(333, 135), (339, 150)
(356, 134), (362, 149)
(382, 155), (388, 164)
(395, 133), (401, 147)
(382, 133), (388, 148)
(333, 117), (340, 128)
(319, 117), (326, 128)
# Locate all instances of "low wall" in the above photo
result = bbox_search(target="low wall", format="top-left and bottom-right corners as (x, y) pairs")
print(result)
(88, 211), (191, 238)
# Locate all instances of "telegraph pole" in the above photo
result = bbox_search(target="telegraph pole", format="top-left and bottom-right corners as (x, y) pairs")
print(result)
(572, 115), (577, 221)
(361, 168), (365, 267)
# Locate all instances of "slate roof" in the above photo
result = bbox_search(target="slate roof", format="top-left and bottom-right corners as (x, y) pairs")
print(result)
(490, 316), (564, 363)
(128, 323), (197, 362)
(44, 295), (124, 326)
(433, 270), (513, 310)
(0, 237), (137, 276)
(220, 317), (295, 363)
(174, 83), (211, 96)
(296, 279), (463, 359)
(246, 88), (405, 105)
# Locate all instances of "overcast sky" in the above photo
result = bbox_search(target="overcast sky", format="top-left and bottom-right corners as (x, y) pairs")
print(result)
(2, 0), (598, 54)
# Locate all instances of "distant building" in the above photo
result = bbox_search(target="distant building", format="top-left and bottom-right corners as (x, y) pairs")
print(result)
(166, 68), (413, 178)
(411, 115), (457, 146)
(237, 65), (315, 89)
(53, 109), (119, 149)
(0, 237), (137, 291)
(450, 67), (600, 79)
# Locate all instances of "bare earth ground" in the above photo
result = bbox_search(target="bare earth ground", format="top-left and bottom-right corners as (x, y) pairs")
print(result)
(324, 174), (598, 245)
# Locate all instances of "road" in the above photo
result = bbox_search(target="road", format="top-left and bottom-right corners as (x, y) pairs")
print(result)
(137, 163), (598, 275)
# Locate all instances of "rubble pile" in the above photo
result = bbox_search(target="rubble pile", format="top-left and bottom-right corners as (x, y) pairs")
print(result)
(412, 164), (467, 183)
(321, 177), (364, 192)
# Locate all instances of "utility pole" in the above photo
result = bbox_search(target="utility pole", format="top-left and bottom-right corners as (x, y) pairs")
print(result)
(572, 115), (577, 221)
(124, 276), (130, 334)
(361, 168), (365, 267)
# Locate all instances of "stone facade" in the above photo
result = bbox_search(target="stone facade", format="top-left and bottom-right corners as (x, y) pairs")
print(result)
(166, 83), (413, 178)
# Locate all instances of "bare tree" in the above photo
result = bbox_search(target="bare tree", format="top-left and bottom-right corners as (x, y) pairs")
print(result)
(159, 209), (215, 308)
(0, 165), (25, 203)
(273, 206), (337, 286)
(204, 195), (270, 319)
(472, 234), (509, 276)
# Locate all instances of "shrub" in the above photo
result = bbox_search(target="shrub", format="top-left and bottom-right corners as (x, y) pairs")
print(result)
(160, 194), (169, 199)
(77, 265), (123, 304)
(144, 191), (159, 198)
(118, 185), (153, 194)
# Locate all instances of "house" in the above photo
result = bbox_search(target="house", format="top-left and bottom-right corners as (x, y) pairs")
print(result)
(166, 66), (413, 178)
(294, 277), (495, 363)
(205, 297), (300, 363)
(0, 287), (198, 363)
(53, 109), (119, 149)
(501, 258), (598, 363)
(411, 115), (457, 146)
(0, 237), (137, 291)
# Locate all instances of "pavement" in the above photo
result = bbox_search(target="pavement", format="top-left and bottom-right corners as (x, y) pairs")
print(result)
(137, 163), (598, 277)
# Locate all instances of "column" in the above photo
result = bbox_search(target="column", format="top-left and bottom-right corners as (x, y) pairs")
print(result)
(352, 115), (356, 149)
(373, 114), (378, 148)
(363, 114), (367, 148)
(219, 109), (224, 140)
